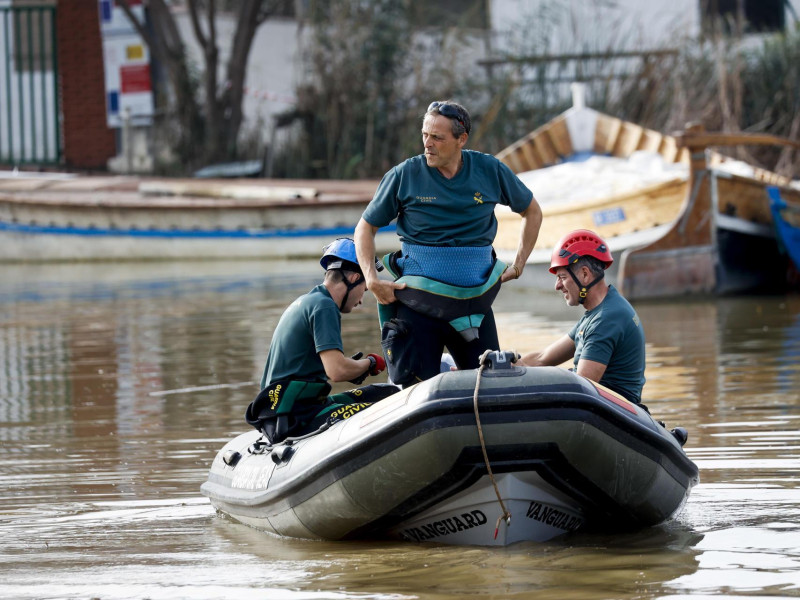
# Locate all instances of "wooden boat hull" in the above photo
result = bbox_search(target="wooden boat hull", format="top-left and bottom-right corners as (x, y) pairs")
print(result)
(201, 362), (698, 547)
(0, 175), (393, 261)
(494, 106), (800, 299)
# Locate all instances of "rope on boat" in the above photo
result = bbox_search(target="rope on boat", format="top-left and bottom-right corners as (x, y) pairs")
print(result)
(473, 349), (512, 540)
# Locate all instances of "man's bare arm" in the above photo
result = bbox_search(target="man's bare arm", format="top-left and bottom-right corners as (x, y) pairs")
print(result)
(501, 199), (543, 283)
(518, 334), (575, 367)
(354, 217), (405, 305)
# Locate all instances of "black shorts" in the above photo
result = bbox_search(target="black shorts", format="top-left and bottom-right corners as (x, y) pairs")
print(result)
(391, 303), (499, 384)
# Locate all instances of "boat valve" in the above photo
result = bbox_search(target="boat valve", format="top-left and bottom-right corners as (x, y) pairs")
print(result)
(271, 444), (295, 464)
(223, 450), (242, 467)
(671, 427), (689, 447)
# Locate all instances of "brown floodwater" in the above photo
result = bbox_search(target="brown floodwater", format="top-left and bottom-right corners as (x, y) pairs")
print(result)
(1, 260), (798, 600)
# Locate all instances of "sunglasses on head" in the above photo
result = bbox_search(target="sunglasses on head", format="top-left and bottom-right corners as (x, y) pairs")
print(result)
(428, 102), (469, 133)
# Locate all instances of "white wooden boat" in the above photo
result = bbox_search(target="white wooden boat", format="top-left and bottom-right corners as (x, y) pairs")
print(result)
(0, 173), (394, 261)
(494, 96), (800, 299)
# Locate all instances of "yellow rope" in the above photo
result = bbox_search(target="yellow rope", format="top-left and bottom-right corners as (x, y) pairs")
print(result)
(473, 349), (511, 540)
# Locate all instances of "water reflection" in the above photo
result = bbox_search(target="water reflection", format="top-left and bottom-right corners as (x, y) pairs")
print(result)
(0, 262), (799, 598)
(208, 518), (703, 600)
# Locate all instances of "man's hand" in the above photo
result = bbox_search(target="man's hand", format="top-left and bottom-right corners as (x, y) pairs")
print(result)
(355, 218), (407, 304)
(500, 263), (522, 283)
(367, 278), (407, 304)
(367, 353), (386, 376)
(348, 352), (386, 384)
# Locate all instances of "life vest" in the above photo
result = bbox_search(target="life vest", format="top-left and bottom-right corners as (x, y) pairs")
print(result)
(245, 379), (399, 443)
(245, 379), (330, 443)
(379, 250), (507, 342)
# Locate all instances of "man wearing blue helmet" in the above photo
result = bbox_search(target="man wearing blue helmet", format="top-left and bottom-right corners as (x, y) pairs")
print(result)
(246, 238), (397, 444)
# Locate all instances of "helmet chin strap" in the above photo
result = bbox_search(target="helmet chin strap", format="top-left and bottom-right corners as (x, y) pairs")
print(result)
(338, 271), (364, 312)
(567, 266), (603, 305)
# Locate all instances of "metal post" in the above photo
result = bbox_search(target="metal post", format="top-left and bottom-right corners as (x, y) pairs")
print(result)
(123, 107), (132, 173)
(14, 9), (24, 161)
(2, 10), (11, 161)
(39, 8), (49, 161)
(27, 8), (37, 161)
(51, 5), (60, 163)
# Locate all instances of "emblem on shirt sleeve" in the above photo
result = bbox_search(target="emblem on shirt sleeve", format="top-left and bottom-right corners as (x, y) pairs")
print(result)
(474, 192), (484, 204)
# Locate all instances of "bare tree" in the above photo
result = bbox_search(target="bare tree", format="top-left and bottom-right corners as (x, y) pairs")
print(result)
(117, 0), (292, 169)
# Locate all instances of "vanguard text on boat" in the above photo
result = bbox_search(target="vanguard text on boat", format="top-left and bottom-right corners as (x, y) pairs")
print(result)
(201, 352), (699, 546)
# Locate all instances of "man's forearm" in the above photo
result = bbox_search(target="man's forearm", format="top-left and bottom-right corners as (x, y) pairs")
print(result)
(354, 218), (380, 284)
(514, 201), (543, 272)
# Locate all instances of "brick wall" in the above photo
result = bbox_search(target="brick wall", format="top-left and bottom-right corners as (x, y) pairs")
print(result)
(57, 1), (116, 170)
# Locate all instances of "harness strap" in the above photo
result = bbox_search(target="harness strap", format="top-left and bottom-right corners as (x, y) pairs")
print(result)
(380, 250), (506, 340)
(338, 270), (364, 312)
(245, 379), (331, 443)
(566, 266), (604, 305)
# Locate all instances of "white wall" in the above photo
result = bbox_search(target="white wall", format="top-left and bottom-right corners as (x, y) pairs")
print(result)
(490, 0), (800, 54)
(489, 0), (698, 55)
(175, 12), (301, 150)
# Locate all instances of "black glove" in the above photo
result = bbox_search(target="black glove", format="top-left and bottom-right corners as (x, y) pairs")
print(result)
(348, 352), (369, 384)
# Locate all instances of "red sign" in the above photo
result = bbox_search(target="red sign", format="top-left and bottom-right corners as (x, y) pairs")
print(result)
(120, 64), (152, 94)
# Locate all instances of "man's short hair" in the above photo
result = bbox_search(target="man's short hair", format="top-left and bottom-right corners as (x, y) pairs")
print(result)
(574, 255), (606, 278)
(426, 100), (471, 138)
(324, 268), (359, 284)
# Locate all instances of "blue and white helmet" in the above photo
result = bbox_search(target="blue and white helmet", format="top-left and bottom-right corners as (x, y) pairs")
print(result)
(320, 238), (382, 274)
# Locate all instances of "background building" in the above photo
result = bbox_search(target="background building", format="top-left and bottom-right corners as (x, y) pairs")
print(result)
(0, 0), (797, 172)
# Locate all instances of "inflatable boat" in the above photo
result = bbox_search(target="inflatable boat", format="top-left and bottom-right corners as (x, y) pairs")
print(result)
(201, 352), (698, 546)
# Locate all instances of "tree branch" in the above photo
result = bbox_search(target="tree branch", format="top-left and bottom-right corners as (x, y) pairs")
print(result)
(187, 0), (208, 50)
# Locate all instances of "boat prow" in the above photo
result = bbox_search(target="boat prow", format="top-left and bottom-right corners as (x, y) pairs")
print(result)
(201, 355), (698, 546)
(494, 90), (800, 299)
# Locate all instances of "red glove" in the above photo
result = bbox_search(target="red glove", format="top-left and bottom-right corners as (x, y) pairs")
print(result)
(367, 353), (386, 376)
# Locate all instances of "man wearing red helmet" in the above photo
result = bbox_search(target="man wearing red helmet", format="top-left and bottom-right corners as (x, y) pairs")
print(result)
(519, 229), (646, 405)
(245, 238), (399, 444)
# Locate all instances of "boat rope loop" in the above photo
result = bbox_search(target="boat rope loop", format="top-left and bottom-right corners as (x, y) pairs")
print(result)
(473, 349), (512, 540)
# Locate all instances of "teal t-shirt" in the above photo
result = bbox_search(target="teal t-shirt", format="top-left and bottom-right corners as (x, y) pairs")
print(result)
(362, 150), (533, 246)
(260, 284), (342, 388)
(568, 286), (646, 403)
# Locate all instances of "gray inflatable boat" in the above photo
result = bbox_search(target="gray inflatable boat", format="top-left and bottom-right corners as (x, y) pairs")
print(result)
(201, 354), (698, 546)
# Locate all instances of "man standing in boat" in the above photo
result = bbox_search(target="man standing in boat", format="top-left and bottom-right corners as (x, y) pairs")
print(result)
(354, 100), (542, 385)
(246, 238), (398, 444)
(519, 229), (646, 405)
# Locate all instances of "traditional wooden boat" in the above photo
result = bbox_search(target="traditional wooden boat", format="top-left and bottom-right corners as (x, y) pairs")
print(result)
(0, 173), (394, 262)
(201, 352), (698, 546)
(769, 186), (800, 272)
(494, 95), (800, 299)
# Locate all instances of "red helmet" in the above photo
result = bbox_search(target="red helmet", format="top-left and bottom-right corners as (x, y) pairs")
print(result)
(549, 229), (614, 274)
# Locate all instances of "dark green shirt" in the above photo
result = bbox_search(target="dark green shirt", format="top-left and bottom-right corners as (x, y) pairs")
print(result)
(362, 150), (533, 246)
(260, 284), (342, 388)
(568, 286), (646, 403)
